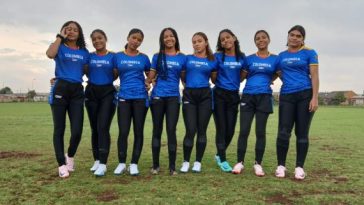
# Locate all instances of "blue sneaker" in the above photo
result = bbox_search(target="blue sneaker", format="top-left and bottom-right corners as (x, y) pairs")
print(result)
(219, 161), (232, 172)
(214, 155), (221, 165)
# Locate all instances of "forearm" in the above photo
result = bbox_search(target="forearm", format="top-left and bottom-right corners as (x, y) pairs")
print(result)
(46, 37), (63, 59)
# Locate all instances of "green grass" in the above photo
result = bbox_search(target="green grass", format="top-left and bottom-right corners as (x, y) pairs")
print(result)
(0, 103), (363, 204)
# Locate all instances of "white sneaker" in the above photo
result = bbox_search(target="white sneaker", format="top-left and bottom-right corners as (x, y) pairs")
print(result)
(294, 167), (306, 180)
(58, 165), (69, 178)
(232, 162), (244, 174)
(253, 164), (265, 177)
(129, 163), (139, 176)
(114, 163), (126, 175)
(94, 164), (107, 177)
(192, 161), (201, 173)
(90, 160), (100, 172)
(180, 161), (190, 173)
(65, 154), (74, 172)
(275, 165), (287, 178)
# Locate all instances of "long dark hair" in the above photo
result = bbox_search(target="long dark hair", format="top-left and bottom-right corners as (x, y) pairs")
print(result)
(156, 27), (180, 79)
(287, 25), (306, 46)
(124, 28), (144, 49)
(216, 29), (244, 62)
(193, 32), (214, 61)
(60, 21), (86, 49)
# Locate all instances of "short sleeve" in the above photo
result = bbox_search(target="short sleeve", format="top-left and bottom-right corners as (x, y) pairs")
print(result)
(308, 49), (319, 65)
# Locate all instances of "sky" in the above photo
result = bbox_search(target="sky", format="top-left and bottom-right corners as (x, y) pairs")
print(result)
(0, 0), (363, 94)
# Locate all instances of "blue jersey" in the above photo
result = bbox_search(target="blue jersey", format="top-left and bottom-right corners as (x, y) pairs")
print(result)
(243, 53), (279, 94)
(151, 53), (187, 97)
(88, 52), (115, 85)
(278, 47), (319, 94)
(54, 44), (89, 83)
(184, 55), (217, 88)
(114, 51), (151, 99)
(214, 52), (245, 91)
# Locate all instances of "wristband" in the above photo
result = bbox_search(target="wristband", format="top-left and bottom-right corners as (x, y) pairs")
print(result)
(56, 34), (65, 41)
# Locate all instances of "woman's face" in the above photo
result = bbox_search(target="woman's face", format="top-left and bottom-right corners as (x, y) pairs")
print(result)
(219, 31), (236, 50)
(192, 35), (207, 54)
(287, 30), (304, 48)
(91, 32), (107, 51)
(163, 29), (176, 49)
(255, 32), (270, 50)
(64, 23), (79, 41)
(127, 32), (143, 50)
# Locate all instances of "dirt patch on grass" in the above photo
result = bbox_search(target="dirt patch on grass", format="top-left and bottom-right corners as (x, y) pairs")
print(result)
(320, 145), (350, 154)
(265, 193), (293, 204)
(0, 151), (41, 159)
(96, 190), (119, 202)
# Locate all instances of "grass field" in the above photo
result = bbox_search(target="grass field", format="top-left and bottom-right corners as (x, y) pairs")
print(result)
(0, 103), (363, 204)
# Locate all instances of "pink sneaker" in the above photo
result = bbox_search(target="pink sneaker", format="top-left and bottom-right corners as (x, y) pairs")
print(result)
(253, 164), (265, 177)
(58, 165), (69, 178)
(232, 162), (244, 174)
(65, 154), (74, 172)
(275, 165), (286, 178)
(294, 167), (306, 180)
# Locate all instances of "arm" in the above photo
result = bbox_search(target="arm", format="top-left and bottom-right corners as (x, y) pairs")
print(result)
(145, 70), (157, 91)
(113, 69), (119, 80)
(210, 71), (217, 84)
(240, 70), (247, 82)
(309, 65), (319, 112)
(46, 27), (68, 59)
(271, 71), (281, 84)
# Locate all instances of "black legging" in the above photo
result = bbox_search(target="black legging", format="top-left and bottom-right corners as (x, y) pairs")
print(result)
(276, 89), (314, 168)
(213, 87), (240, 162)
(85, 84), (116, 164)
(182, 88), (212, 162)
(151, 97), (180, 170)
(117, 99), (148, 164)
(50, 80), (84, 166)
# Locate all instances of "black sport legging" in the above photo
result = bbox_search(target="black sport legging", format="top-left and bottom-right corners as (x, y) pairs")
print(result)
(182, 88), (212, 162)
(85, 84), (116, 164)
(276, 89), (314, 168)
(151, 97), (180, 170)
(213, 87), (240, 162)
(117, 99), (148, 164)
(50, 79), (84, 166)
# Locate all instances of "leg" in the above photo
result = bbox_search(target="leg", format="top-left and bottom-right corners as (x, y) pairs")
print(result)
(85, 99), (99, 161)
(165, 97), (180, 171)
(237, 111), (254, 163)
(254, 112), (269, 164)
(117, 100), (132, 163)
(195, 91), (212, 162)
(131, 99), (148, 164)
(182, 91), (197, 162)
(150, 98), (165, 169)
(67, 96), (84, 158)
(51, 105), (67, 166)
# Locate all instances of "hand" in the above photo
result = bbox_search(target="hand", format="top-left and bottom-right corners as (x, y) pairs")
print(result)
(60, 27), (69, 39)
(309, 97), (318, 112)
(145, 79), (151, 91)
(50, 77), (56, 86)
(151, 78), (156, 87)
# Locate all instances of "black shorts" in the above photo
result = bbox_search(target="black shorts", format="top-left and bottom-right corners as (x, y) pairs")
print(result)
(240, 93), (273, 114)
(85, 83), (115, 101)
(49, 79), (84, 106)
(182, 87), (211, 105)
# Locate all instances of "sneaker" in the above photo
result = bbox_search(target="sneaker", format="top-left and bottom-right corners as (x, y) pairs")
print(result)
(170, 169), (178, 176)
(150, 167), (160, 175)
(275, 165), (287, 178)
(65, 154), (74, 172)
(214, 155), (221, 165)
(232, 162), (244, 174)
(219, 161), (233, 172)
(192, 161), (201, 173)
(90, 160), (100, 172)
(129, 164), (139, 176)
(58, 165), (69, 178)
(180, 161), (190, 173)
(253, 164), (265, 177)
(94, 164), (107, 177)
(294, 167), (306, 180)
(114, 163), (126, 175)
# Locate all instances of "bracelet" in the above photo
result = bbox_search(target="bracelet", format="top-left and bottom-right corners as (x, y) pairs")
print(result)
(56, 34), (65, 41)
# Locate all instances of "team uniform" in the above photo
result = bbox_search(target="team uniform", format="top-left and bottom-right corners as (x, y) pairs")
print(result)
(180, 55), (217, 172)
(85, 51), (116, 170)
(237, 53), (278, 166)
(276, 46), (319, 170)
(49, 44), (89, 167)
(150, 52), (187, 173)
(213, 52), (246, 170)
(114, 51), (150, 172)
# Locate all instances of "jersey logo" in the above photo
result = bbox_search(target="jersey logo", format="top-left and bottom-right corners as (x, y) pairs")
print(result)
(183, 101), (190, 104)
(55, 95), (62, 99)
(153, 97), (160, 100)
(240, 102), (246, 106)
(119, 99), (126, 102)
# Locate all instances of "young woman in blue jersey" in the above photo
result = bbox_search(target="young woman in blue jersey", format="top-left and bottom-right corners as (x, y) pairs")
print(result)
(213, 29), (246, 172)
(179, 32), (217, 173)
(145, 27), (186, 175)
(85, 29), (117, 177)
(113, 29), (151, 176)
(275, 25), (319, 180)
(46, 21), (89, 178)
(232, 30), (278, 176)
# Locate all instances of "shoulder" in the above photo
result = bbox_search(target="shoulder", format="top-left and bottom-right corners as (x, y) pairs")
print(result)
(301, 46), (318, 55)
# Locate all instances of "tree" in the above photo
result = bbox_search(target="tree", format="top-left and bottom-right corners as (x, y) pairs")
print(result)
(330, 92), (346, 105)
(0, 86), (13, 94)
(27, 90), (36, 101)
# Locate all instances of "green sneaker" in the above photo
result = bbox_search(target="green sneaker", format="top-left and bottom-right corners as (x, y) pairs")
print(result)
(219, 161), (232, 172)
(214, 155), (221, 165)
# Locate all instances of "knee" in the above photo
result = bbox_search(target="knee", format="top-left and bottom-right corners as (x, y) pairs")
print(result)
(197, 135), (207, 144)
(183, 137), (194, 147)
(278, 127), (291, 141)
(297, 137), (309, 144)
(152, 138), (160, 148)
(168, 143), (177, 152)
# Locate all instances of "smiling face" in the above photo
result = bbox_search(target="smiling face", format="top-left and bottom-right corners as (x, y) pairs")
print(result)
(219, 31), (236, 51)
(91, 31), (107, 51)
(192, 34), (207, 54)
(163, 29), (176, 49)
(64, 23), (79, 41)
(287, 29), (304, 48)
(127, 32), (143, 50)
(254, 31), (270, 50)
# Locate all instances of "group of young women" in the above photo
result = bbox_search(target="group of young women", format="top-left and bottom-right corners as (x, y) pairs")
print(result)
(46, 21), (319, 180)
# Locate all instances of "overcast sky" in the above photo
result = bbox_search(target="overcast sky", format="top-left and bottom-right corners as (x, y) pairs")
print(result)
(0, 0), (363, 94)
